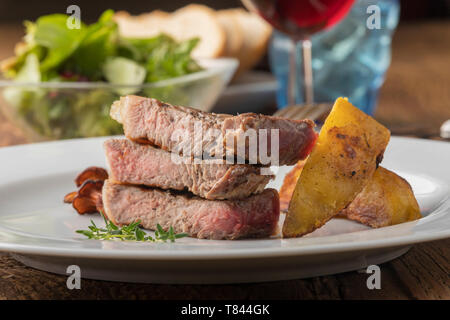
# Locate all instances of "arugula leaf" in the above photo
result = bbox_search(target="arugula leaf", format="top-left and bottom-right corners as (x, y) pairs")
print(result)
(67, 10), (117, 80)
(145, 37), (201, 82)
(33, 14), (87, 72)
(118, 34), (172, 63)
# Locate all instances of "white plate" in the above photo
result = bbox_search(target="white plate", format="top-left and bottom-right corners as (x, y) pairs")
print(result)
(0, 137), (449, 284)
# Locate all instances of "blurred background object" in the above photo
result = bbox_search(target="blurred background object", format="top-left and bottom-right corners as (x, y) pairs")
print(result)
(0, 0), (447, 23)
(441, 119), (450, 139)
(244, 0), (356, 108)
(270, 0), (399, 115)
(0, 0), (449, 145)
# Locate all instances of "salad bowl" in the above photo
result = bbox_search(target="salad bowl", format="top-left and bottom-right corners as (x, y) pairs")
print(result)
(0, 58), (238, 141)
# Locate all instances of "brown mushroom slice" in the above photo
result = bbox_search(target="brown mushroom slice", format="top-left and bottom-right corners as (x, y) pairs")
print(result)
(72, 180), (104, 214)
(75, 167), (108, 187)
(64, 191), (78, 203)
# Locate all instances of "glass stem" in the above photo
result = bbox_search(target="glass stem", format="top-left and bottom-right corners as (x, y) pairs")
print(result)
(302, 39), (314, 105)
(288, 39), (298, 106)
(288, 38), (314, 106)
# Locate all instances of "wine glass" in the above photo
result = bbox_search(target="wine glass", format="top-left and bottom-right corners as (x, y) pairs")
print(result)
(242, 0), (355, 106)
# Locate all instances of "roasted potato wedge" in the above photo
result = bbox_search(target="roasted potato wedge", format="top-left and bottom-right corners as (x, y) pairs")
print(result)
(341, 167), (421, 227)
(282, 98), (391, 237)
(280, 164), (421, 227)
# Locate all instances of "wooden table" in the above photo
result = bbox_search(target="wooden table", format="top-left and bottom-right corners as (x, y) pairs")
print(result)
(0, 21), (449, 300)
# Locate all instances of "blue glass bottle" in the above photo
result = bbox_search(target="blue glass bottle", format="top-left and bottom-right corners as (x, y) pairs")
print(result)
(269, 0), (400, 115)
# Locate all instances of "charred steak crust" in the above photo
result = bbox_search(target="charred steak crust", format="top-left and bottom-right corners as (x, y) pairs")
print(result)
(110, 95), (317, 166)
(104, 139), (273, 200)
(102, 180), (280, 240)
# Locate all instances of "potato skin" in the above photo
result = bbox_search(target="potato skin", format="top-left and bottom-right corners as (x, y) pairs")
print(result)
(282, 98), (391, 238)
(341, 167), (421, 227)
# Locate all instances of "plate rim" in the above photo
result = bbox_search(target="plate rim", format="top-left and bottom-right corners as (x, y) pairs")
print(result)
(0, 136), (448, 260)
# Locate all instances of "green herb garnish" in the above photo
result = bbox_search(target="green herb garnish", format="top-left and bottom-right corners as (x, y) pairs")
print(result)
(76, 214), (188, 242)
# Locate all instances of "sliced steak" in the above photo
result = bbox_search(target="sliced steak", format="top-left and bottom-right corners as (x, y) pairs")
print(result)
(102, 180), (280, 240)
(104, 139), (273, 200)
(110, 95), (317, 165)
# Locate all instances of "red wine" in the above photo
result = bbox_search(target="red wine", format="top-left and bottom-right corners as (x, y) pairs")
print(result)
(243, 0), (355, 39)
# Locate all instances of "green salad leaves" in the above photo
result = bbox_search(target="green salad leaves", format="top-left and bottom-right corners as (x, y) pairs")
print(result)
(2, 9), (201, 83)
(1, 10), (202, 140)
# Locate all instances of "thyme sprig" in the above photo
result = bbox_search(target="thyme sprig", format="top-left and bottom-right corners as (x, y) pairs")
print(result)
(76, 214), (188, 242)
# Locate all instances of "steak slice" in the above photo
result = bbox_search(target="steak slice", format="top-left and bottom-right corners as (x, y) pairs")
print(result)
(102, 180), (280, 240)
(110, 95), (317, 165)
(104, 139), (273, 200)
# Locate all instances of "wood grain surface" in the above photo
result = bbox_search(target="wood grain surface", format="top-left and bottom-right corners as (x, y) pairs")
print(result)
(0, 21), (449, 300)
(375, 21), (450, 139)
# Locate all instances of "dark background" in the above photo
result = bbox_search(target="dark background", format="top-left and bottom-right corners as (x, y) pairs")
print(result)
(0, 0), (449, 23)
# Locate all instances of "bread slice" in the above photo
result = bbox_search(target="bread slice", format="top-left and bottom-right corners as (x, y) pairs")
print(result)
(165, 4), (226, 58)
(217, 10), (244, 57)
(113, 10), (169, 38)
(226, 9), (272, 75)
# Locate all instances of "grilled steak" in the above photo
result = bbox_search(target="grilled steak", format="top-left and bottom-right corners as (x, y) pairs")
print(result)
(102, 180), (280, 240)
(110, 95), (317, 165)
(104, 139), (273, 200)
